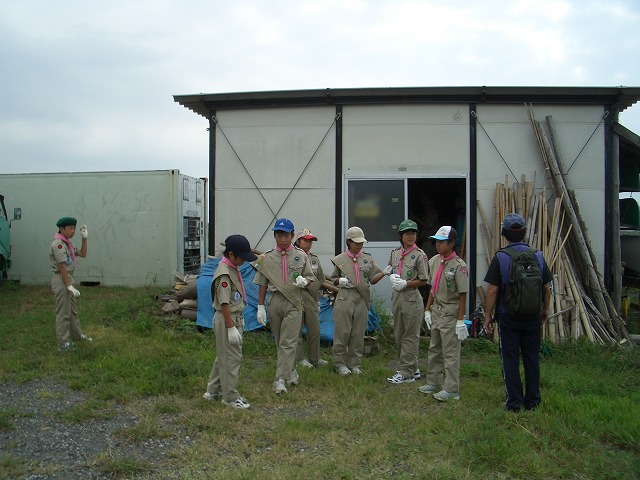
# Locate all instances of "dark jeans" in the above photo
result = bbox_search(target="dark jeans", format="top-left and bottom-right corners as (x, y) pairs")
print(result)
(498, 318), (541, 411)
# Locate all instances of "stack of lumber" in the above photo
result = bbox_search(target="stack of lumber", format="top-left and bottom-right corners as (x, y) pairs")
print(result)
(475, 105), (631, 345)
(161, 271), (199, 320)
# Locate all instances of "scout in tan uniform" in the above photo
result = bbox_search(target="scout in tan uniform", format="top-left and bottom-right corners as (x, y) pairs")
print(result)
(204, 235), (257, 409)
(330, 226), (384, 375)
(49, 217), (89, 351)
(253, 218), (315, 395)
(293, 228), (328, 368)
(385, 220), (429, 384)
(419, 226), (469, 401)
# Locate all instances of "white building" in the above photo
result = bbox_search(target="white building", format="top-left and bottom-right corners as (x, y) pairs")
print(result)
(174, 86), (640, 310)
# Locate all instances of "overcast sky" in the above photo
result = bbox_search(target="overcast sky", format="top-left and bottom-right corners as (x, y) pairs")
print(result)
(2, 0), (639, 181)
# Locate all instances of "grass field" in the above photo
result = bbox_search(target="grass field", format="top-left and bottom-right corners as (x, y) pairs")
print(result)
(1, 284), (639, 479)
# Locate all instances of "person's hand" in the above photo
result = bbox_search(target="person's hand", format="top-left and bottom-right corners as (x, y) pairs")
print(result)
(295, 276), (308, 288)
(256, 305), (267, 326)
(391, 276), (407, 291)
(338, 277), (350, 287)
(67, 285), (81, 297)
(383, 265), (394, 275)
(80, 225), (88, 239)
(484, 318), (494, 335)
(227, 326), (242, 346)
(456, 320), (469, 341)
(424, 310), (432, 329)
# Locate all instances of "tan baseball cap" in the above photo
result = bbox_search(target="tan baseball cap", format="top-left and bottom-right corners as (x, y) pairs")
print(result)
(346, 226), (367, 243)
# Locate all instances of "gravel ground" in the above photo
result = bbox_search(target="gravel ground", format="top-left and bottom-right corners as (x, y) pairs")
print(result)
(0, 379), (193, 479)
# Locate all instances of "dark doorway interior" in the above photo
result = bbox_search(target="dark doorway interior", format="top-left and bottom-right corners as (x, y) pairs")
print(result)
(407, 177), (467, 259)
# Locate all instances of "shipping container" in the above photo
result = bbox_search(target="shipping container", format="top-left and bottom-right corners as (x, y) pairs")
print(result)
(0, 170), (207, 286)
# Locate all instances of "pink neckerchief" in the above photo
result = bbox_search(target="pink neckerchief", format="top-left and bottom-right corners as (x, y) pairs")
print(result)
(431, 251), (457, 295)
(221, 257), (246, 304)
(398, 244), (417, 278)
(53, 233), (77, 264)
(344, 248), (361, 284)
(275, 244), (293, 283)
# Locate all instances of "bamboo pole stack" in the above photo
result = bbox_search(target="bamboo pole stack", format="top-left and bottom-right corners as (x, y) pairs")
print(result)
(475, 105), (632, 345)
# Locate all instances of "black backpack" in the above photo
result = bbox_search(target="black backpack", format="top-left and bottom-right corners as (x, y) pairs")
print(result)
(500, 247), (543, 319)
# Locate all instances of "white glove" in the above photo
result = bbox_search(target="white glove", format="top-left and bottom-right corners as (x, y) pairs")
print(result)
(383, 265), (394, 275)
(256, 305), (267, 326)
(80, 225), (88, 239)
(338, 277), (350, 287)
(424, 311), (432, 329)
(391, 276), (407, 291)
(227, 326), (242, 346)
(456, 320), (469, 341)
(67, 285), (81, 297)
(295, 276), (308, 288)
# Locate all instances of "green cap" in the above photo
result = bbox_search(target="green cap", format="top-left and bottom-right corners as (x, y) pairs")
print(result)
(398, 219), (419, 232)
(56, 217), (77, 228)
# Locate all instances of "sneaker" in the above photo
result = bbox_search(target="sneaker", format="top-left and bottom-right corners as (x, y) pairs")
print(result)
(414, 369), (421, 380)
(222, 398), (250, 409)
(80, 334), (92, 342)
(336, 366), (351, 376)
(387, 372), (414, 384)
(418, 384), (437, 394)
(317, 358), (329, 366)
(58, 342), (75, 352)
(288, 369), (299, 385)
(203, 392), (222, 401)
(273, 379), (288, 394)
(433, 390), (460, 402)
(351, 367), (363, 375)
(297, 359), (314, 369)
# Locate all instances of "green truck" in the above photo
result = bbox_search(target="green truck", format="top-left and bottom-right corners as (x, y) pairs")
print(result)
(0, 192), (21, 283)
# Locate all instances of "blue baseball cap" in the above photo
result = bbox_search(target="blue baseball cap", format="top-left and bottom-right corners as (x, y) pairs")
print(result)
(503, 213), (526, 231)
(272, 218), (295, 233)
(224, 235), (258, 262)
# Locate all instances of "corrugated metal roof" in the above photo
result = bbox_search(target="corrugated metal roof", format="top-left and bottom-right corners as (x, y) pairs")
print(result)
(173, 86), (640, 119)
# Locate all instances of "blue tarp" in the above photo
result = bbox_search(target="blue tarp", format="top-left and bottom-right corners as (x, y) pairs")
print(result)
(196, 257), (382, 342)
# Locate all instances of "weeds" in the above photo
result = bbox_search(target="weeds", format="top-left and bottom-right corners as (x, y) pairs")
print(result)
(1, 285), (639, 479)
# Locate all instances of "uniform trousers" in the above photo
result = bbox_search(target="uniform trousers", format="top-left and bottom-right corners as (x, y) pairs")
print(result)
(332, 288), (368, 369)
(51, 273), (82, 347)
(391, 288), (423, 378)
(498, 318), (541, 411)
(296, 296), (321, 365)
(267, 292), (302, 381)
(206, 312), (243, 402)
(424, 304), (461, 392)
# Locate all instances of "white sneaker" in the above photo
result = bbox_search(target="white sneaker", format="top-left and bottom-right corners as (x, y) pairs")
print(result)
(414, 369), (421, 380)
(203, 392), (222, 401)
(387, 372), (414, 384)
(273, 379), (288, 394)
(288, 369), (299, 385)
(58, 342), (75, 352)
(418, 384), (437, 394)
(433, 390), (460, 401)
(80, 334), (92, 342)
(317, 358), (329, 366)
(351, 367), (363, 375)
(222, 398), (250, 409)
(297, 359), (314, 369)
(336, 366), (351, 376)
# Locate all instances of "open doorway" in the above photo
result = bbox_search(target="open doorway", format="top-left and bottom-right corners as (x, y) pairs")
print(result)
(407, 178), (467, 260)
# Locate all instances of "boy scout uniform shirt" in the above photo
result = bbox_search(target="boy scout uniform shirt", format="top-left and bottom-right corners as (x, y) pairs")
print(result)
(50, 239), (79, 274)
(428, 254), (469, 315)
(212, 262), (245, 315)
(252, 246), (315, 308)
(303, 252), (325, 302)
(388, 246), (429, 287)
(330, 251), (383, 306)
